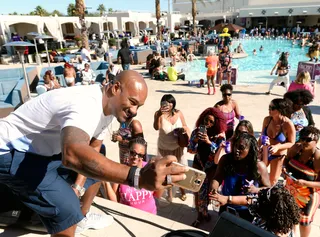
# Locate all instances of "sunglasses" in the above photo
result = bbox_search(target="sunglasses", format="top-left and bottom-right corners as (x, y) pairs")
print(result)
(204, 117), (215, 124)
(235, 145), (247, 152)
(129, 150), (146, 159)
(223, 93), (232, 97)
(300, 137), (313, 143)
(269, 105), (277, 111)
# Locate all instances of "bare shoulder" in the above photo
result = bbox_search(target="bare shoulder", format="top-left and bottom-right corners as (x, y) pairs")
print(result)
(61, 126), (90, 145)
(283, 117), (294, 128)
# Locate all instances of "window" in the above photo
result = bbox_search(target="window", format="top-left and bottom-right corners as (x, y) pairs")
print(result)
(65, 23), (74, 34)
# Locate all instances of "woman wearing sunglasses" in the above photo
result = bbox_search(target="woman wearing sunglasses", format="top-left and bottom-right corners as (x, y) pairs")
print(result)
(209, 132), (270, 222)
(266, 52), (290, 95)
(284, 89), (315, 142)
(188, 107), (227, 227)
(215, 84), (241, 140)
(284, 126), (320, 237)
(105, 137), (163, 214)
(260, 98), (295, 185)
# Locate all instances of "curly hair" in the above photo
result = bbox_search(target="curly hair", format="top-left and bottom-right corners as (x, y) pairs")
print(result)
(225, 132), (260, 180)
(299, 126), (320, 142)
(271, 98), (293, 118)
(220, 84), (233, 93)
(284, 89), (314, 105)
(250, 185), (300, 235)
(195, 107), (227, 137)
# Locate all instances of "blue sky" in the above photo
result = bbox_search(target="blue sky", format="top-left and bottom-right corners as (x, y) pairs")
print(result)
(0, 0), (168, 14)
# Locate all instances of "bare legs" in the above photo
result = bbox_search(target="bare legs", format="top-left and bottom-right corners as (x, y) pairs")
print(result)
(207, 75), (216, 95)
(269, 157), (284, 185)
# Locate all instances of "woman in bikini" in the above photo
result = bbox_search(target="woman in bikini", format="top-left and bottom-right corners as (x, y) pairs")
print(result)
(215, 84), (241, 140)
(284, 126), (320, 237)
(153, 94), (190, 202)
(205, 50), (219, 95)
(218, 45), (232, 86)
(43, 70), (61, 91)
(266, 52), (290, 95)
(260, 98), (295, 185)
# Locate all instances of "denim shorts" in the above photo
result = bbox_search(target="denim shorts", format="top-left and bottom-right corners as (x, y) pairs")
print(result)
(0, 150), (98, 234)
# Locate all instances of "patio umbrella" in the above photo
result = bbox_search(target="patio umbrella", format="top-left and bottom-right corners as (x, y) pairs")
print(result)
(27, 32), (41, 65)
(35, 34), (53, 67)
(212, 23), (244, 32)
(4, 41), (35, 100)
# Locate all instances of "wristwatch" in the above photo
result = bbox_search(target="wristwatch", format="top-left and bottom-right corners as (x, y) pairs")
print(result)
(71, 184), (86, 197)
(228, 195), (233, 204)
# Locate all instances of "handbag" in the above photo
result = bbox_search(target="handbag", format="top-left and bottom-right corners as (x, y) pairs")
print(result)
(176, 128), (190, 148)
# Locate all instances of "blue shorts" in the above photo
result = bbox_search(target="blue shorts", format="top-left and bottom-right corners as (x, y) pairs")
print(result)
(0, 150), (98, 234)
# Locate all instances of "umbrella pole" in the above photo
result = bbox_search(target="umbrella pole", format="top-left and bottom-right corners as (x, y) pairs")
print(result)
(33, 38), (40, 65)
(44, 40), (51, 67)
(18, 51), (31, 101)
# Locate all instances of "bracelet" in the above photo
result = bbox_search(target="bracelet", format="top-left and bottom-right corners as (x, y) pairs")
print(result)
(134, 168), (141, 190)
(126, 166), (139, 188)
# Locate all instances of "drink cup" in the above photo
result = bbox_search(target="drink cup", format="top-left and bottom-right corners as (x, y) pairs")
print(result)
(225, 141), (231, 154)
(239, 115), (245, 121)
(261, 135), (268, 146)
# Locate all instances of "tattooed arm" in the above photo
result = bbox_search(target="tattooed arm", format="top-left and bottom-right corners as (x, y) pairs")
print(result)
(61, 126), (131, 184)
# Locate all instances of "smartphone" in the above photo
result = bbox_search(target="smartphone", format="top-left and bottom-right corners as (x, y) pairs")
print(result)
(161, 101), (169, 108)
(171, 162), (206, 192)
(284, 171), (297, 181)
(227, 206), (239, 217)
(199, 125), (207, 134)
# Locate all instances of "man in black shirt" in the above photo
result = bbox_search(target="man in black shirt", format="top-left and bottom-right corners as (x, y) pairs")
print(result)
(117, 41), (134, 70)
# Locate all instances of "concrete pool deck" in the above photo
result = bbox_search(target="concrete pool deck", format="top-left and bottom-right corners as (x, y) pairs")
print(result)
(0, 63), (319, 237)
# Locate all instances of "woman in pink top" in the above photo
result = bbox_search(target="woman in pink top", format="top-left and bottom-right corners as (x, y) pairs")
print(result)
(288, 71), (316, 96)
(106, 137), (163, 214)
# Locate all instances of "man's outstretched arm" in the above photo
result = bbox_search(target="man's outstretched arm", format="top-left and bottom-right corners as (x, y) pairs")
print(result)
(61, 126), (187, 190)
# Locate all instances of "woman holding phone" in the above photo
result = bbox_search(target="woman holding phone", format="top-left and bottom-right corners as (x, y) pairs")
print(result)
(188, 107), (227, 227)
(153, 94), (190, 202)
(284, 126), (320, 237)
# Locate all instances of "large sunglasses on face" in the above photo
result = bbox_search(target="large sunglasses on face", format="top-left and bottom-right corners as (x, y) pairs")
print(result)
(223, 93), (232, 97)
(129, 150), (146, 159)
(300, 137), (313, 143)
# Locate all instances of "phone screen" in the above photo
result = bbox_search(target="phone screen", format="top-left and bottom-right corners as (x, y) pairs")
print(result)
(199, 125), (206, 134)
(161, 101), (168, 108)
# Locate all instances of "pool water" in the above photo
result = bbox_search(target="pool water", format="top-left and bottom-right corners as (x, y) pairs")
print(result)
(231, 39), (308, 71)
(181, 39), (309, 84)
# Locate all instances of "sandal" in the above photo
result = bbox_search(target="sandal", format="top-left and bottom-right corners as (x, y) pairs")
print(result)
(191, 219), (201, 228)
(180, 194), (187, 201)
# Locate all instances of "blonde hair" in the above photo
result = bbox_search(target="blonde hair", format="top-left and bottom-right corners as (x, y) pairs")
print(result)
(295, 71), (311, 84)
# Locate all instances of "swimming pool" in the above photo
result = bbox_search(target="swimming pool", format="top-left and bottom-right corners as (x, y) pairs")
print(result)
(180, 39), (309, 84)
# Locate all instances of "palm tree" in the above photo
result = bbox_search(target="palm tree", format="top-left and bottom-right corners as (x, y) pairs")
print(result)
(97, 4), (106, 16)
(33, 6), (48, 16)
(174, 0), (212, 34)
(67, 3), (76, 16)
(75, 0), (89, 49)
(155, 0), (161, 38)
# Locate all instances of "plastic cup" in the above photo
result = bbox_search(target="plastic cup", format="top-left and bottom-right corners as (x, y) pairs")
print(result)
(261, 135), (268, 146)
(239, 115), (245, 121)
(225, 141), (231, 154)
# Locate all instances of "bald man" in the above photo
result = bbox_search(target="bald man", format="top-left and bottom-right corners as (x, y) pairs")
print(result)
(0, 70), (187, 237)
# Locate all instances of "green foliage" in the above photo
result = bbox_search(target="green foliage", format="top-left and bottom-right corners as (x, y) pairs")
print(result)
(67, 3), (76, 16)
(97, 4), (106, 16)
(108, 38), (116, 47)
(32, 5), (49, 16)
(51, 10), (64, 16)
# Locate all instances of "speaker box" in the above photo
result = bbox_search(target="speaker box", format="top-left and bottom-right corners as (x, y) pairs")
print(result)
(209, 212), (276, 237)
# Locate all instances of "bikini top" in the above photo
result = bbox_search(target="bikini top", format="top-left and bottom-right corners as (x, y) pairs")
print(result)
(264, 118), (286, 143)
